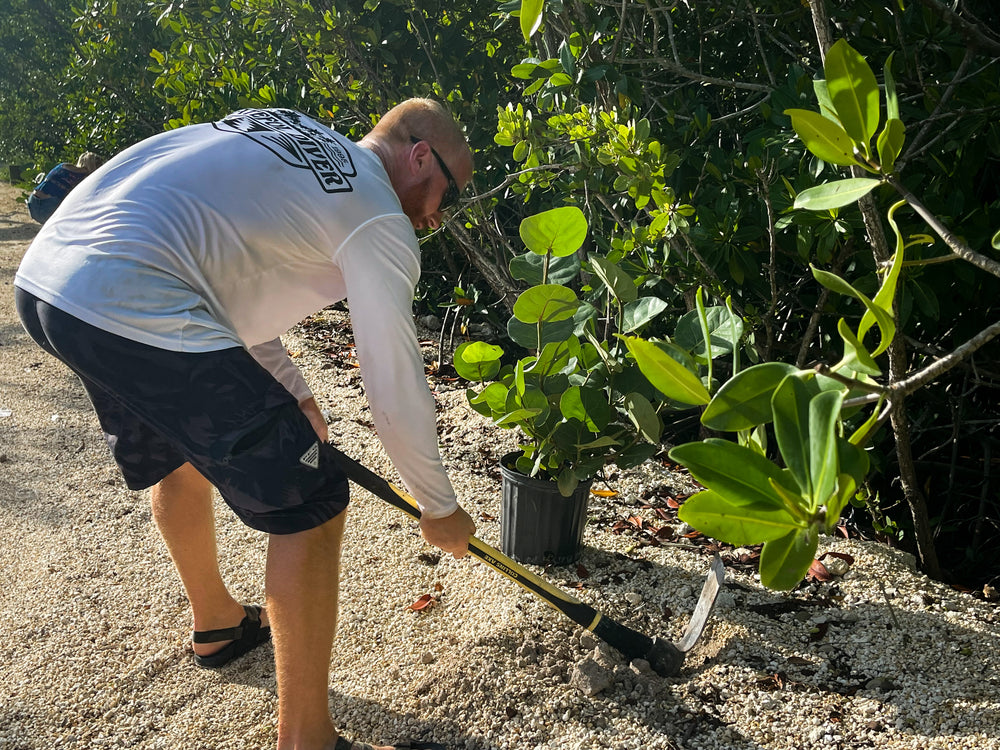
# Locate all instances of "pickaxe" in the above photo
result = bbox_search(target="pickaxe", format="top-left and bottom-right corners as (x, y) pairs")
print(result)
(329, 445), (725, 677)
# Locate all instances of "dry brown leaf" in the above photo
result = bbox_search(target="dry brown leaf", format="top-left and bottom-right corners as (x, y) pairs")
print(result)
(820, 551), (855, 565)
(806, 559), (832, 582)
(409, 594), (436, 612)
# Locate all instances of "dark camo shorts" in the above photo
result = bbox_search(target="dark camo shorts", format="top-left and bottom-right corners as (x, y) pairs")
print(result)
(15, 287), (349, 535)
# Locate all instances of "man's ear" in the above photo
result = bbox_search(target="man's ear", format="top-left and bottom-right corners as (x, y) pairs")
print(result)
(408, 139), (432, 176)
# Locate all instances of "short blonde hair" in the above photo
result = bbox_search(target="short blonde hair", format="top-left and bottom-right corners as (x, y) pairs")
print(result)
(76, 152), (103, 172)
(371, 98), (470, 169)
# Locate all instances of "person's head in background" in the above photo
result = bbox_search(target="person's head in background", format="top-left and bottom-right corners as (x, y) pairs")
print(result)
(76, 152), (103, 172)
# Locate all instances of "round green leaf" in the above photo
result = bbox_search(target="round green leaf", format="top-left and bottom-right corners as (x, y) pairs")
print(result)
(507, 316), (575, 349)
(556, 467), (579, 497)
(509, 251), (581, 285)
(513, 284), (580, 325)
(497, 384), (548, 428)
(559, 385), (611, 433)
(621, 296), (669, 333)
(454, 341), (503, 382)
(519, 206), (588, 257)
(466, 387), (494, 419)
(468, 382), (510, 414)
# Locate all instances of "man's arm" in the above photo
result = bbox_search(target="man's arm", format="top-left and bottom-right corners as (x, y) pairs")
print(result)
(334, 217), (474, 555)
(248, 338), (313, 402)
(248, 338), (328, 441)
(297, 396), (329, 443)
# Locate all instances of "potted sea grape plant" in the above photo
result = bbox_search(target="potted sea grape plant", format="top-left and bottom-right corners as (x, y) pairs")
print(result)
(455, 206), (741, 564)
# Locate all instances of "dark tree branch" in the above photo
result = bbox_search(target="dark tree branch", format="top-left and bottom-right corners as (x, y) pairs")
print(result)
(916, 0), (1000, 57)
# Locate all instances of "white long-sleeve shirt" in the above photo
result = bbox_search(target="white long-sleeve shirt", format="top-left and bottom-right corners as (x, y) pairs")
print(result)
(15, 108), (458, 518)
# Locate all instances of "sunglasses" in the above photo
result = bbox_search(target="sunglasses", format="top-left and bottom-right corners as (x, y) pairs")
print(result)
(410, 136), (460, 212)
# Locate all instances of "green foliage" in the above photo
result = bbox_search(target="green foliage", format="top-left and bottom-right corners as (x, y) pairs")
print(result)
(0, 0), (76, 163)
(794, 178), (881, 210)
(784, 110), (858, 168)
(619, 337), (710, 406)
(670, 366), (868, 590)
(457, 207), (736, 495)
(669, 35), (1000, 589)
(824, 39), (880, 149)
(520, 206), (588, 258)
(4, 0), (1000, 589)
(701, 363), (798, 432)
(519, 0), (544, 42)
(0, 0), (515, 184)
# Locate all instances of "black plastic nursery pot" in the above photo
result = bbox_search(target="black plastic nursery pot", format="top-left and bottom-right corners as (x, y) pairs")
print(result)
(499, 452), (592, 565)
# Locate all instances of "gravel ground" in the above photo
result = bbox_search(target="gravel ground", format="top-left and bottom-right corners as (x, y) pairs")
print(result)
(1, 181), (999, 750)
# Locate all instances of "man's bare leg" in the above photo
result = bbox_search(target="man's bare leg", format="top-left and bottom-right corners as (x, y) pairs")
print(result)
(266, 511), (394, 750)
(151, 462), (266, 656)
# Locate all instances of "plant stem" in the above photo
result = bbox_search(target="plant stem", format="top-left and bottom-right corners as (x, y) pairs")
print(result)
(806, 0), (833, 64)
(888, 393), (942, 579)
(757, 165), (780, 361)
(841, 317), (1000, 409)
(890, 319), (1000, 398)
(888, 178), (1000, 279)
(876, 578), (908, 644)
(806, 0), (941, 578)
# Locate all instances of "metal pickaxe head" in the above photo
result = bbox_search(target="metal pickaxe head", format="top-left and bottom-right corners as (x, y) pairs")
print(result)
(592, 553), (725, 676)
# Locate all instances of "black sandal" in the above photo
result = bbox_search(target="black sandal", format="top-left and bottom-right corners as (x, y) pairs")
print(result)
(192, 604), (271, 668)
(334, 738), (445, 750)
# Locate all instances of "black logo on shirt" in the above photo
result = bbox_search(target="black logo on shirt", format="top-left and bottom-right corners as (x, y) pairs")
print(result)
(215, 109), (357, 193)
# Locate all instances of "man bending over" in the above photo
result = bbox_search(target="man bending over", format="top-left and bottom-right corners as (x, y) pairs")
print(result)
(15, 99), (476, 750)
